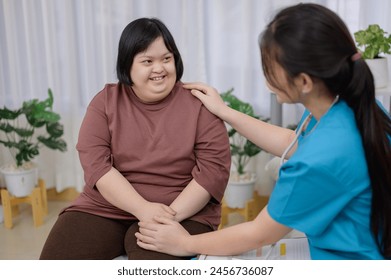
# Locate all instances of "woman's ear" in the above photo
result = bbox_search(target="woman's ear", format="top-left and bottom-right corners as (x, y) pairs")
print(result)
(295, 73), (313, 94)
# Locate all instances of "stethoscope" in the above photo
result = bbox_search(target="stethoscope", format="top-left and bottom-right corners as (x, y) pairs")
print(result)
(279, 95), (340, 167)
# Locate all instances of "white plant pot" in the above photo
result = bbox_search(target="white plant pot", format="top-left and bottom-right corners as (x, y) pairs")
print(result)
(224, 173), (256, 208)
(1, 166), (38, 197)
(366, 57), (389, 89)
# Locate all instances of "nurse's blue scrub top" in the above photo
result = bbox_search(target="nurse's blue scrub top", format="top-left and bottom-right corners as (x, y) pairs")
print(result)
(267, 100), (384, 259)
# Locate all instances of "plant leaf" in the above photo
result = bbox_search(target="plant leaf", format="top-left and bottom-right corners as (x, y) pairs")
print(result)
(13, 127), (34, 137)
(0, 122), (14, 133)
(0, 107), (21, 120)
(12, 141), (39, 167)
(221, 89), (256, 117)
(243, 140), (262, 157)
(354, 24), (391, 59)
(0, 122), (34, 137)
(37, 136), (67, 152)
(46, 122), (64, 137)
(0, 88), (67, 166)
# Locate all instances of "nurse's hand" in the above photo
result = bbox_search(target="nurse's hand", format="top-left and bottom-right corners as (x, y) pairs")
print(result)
(183, 82), (228, 118)
(136, 216), (193, 257)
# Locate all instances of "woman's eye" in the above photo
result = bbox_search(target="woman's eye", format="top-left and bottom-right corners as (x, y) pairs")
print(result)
(142, 60), (152, 64)
(164, 56), (172, 62)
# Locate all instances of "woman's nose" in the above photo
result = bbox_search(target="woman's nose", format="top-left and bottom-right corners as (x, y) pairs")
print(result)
(152, 62), (164, 73)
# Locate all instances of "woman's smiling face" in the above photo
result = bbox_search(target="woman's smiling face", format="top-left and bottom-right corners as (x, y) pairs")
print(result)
(130, 36), (177, 103)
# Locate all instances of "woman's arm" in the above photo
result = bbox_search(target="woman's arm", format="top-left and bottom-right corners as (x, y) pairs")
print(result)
(96, 167), (176, 222)
(184, 83), (296, 158)
(169, 179), (211, 222)
(136, 206), (291, 256)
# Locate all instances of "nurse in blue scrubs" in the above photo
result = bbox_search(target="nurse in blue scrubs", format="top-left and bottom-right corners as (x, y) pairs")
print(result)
(135, 3), (391, 259)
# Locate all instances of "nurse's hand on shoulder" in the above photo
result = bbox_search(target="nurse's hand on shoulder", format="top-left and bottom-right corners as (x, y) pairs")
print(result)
(184, 82), (227, 118)
(136, 216), (192, 257)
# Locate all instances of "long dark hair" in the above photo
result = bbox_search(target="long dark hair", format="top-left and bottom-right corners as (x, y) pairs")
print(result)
(260, 3), (391, 258)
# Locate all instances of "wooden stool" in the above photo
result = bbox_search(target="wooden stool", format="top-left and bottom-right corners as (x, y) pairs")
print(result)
(1, 179), (48, 229)
(219, 191), (269, 229)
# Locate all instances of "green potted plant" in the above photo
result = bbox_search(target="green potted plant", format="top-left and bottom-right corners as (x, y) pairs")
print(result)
(354, 24), (391, 88)
(0, 88), (67, 197)
(220, 88), (268, 208)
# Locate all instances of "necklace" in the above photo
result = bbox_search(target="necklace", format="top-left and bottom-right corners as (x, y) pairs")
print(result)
(280, 95), (339, 166)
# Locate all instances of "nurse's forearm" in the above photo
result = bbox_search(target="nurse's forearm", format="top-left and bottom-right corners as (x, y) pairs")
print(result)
(184, 216), (265, 256)
(170, 179), (211, 222)
(219, 106), (296, 157)
(184, 207), (291, 256)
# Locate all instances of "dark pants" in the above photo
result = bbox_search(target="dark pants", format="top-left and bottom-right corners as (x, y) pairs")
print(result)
(40, 211), (212, 260)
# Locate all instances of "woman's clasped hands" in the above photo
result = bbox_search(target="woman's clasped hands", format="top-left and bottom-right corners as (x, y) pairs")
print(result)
(135, 202), (177, 223)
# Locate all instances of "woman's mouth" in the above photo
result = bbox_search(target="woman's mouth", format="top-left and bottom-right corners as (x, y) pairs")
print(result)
(150, 76), (165, 81)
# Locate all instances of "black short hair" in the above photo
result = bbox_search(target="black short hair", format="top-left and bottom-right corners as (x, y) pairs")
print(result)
(116, 18), (184, 86)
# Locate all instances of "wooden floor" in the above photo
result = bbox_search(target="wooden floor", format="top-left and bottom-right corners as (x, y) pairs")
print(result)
(0, 200), (70, 259)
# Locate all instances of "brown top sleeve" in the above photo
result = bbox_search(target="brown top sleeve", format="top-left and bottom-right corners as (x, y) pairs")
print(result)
(192, 105), (231, 203)
(76, 91), (112, 188)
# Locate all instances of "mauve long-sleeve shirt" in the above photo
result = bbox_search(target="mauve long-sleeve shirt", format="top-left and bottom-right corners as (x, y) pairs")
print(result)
(64, 82), (231, 228)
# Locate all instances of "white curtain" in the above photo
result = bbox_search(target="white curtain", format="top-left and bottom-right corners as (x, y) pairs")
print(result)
(1, 0), (390, 192)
